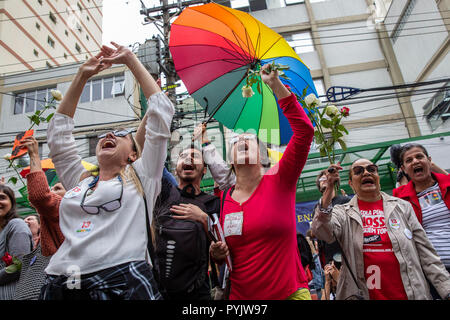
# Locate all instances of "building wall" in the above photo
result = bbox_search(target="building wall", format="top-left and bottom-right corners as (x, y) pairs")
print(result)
(253, 0), (408, 148)
(0, 0), (103, 76)
(385, 0), (450, 136)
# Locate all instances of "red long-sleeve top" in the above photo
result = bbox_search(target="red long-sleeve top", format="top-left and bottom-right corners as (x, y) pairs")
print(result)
(26, 171), (65, 256)
(219, 93), (314, 300)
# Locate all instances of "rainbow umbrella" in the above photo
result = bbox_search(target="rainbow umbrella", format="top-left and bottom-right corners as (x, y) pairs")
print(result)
(169, 3), (317, 145)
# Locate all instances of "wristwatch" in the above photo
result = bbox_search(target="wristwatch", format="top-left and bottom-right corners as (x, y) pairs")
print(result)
(319, 198), (333, 215)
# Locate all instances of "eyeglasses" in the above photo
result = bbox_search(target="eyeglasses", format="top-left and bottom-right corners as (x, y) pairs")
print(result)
(229, 134), (257, 146)
(80, 175), (123, 215)
(352, 164), (378, 176)
(98, 129), (131, 139)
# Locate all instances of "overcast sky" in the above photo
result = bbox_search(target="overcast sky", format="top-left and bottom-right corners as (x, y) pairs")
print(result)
(103, 1), (166, 47)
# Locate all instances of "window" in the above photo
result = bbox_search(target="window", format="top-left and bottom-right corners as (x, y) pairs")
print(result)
(230, 0), (249, 12)
(49, 11), (57, 24)
(424, 84), (450, 131)
(77, 3), (83, 12)
(282, 31), (315, 54)
(38, 0), (43, 5)
(47, 36), (55, 48)
(79, 74), (125, 104)
(87, 15), (90, 21)
(391, 0), (416, 43)
(65, 30), (69, 36)
(14, 87), (56, 115)
(313, 78), (326, 99)
(64, 52), (68, 59)
(35, 22), (40, 30)
(86, 35), (90, 41)
(75, 43), (81, 53)
(33, 49), (39, 57)
(46, 61), (53, 69)
(284, 0), (304, 5)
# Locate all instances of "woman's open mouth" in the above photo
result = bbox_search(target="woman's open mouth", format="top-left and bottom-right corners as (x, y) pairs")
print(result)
(102, 140), (116, 149)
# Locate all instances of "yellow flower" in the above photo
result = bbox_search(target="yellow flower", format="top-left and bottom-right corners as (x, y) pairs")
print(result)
(50, 89), (63, 101)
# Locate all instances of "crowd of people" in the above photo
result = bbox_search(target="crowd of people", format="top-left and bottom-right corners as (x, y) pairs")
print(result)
(0, 42), (449, 301)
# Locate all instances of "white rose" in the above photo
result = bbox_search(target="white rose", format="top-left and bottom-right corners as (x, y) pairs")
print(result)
(50, 89), (63, 101)
(325, 105), (339, 117)
(242, 85), (254, 98)
(3, 153), (12, 161)
(305, 93), (320, 107)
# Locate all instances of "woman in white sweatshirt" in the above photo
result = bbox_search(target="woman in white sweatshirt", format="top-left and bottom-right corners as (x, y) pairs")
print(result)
(40, 42), (174, 300)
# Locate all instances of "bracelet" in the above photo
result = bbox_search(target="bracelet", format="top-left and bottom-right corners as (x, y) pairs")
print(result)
(319, 198), (333, 214)
(202, 141), (211, 148)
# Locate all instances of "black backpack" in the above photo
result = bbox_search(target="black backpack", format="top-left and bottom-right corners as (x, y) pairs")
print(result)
(152, 178), (218, 296)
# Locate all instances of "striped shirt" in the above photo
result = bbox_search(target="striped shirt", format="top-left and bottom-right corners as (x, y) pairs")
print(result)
(417, 183), (450, 267)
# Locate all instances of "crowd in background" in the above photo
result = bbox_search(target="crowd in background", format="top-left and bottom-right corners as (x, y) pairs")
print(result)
(0, 42), (449, 301)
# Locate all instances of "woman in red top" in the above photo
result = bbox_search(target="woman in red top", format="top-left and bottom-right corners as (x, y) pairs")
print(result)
(210, 64), (314, 300)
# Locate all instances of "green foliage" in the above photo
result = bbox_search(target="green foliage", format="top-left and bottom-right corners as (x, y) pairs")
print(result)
(298, 94), (350, 165)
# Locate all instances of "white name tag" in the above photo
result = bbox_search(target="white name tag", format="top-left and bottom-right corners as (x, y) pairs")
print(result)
(224, 212), (243, 237)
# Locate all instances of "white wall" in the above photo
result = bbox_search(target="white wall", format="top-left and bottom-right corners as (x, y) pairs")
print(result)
(390, 0), (448, 83)
(311, 0), (368, 20)
(319, 20), (386, 68)
(331, 68), (402, 120)
(251, 4), (309, 28)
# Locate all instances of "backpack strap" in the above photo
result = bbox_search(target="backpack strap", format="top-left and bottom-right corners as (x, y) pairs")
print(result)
(221, 188), (230, 215)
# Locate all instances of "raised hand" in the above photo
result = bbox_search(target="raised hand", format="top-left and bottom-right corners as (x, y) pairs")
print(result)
(79, 52), (111, 80)
(259, 63), (290, 99)
(19, 136), (42, 172)
(19, 136), (39, 158)
(192, 123), (207, 142)
(100, 41), (134, 66)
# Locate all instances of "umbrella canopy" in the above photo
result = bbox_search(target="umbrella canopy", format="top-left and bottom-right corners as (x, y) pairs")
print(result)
(20, 159), (98, 178)
(169, 3), (317, 145)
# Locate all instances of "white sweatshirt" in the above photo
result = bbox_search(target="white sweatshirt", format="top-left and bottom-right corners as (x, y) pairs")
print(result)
(45, 92), (174, 276)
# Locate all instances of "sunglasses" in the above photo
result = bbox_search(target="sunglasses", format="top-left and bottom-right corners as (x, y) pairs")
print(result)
(352, 164), (378, 176)
(80, 175), (123, 215)
(229, 134), (257, 146)
(98, 129), (131, 139)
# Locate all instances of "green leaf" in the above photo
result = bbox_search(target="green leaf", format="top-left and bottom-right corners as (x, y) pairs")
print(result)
(314, 131), (324, 144)
(279, 74), (290, 80)
(257, 81), (261, 94)
(319, 147), (327, 157)
(320, 118), (332, 129)
(46, 113), (54, 122)
(8, 177), (17, 185)
(338, 139), (347, 150)
(337, 124), (349, 135)
(302, 87), (308, 99)
(5, 264), (18, 274)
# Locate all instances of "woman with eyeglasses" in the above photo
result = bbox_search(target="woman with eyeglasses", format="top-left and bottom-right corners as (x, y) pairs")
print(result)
(311, 159), (450, 300)
(40, 42), (174, 300)
(209, 64), (315, 300)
